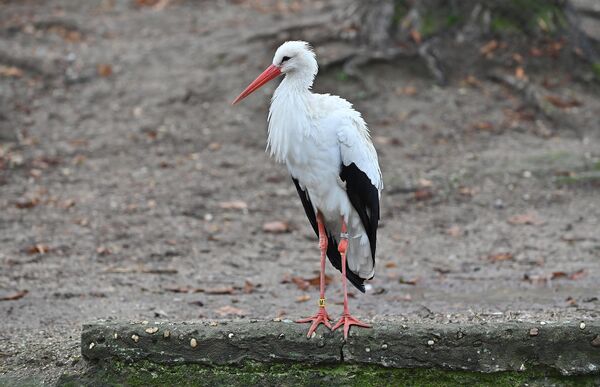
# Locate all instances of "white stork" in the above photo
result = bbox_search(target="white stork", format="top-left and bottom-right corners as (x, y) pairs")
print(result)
(232, 41), (383, 339)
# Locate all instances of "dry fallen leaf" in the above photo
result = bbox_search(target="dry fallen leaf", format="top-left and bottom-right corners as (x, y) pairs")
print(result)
(433, 267), (451, 275)
(60, 199), (76, 209)
(243, 280), (255, 294)
(523, 273), (547, 284)
(385, 261), (398, 268)
(15, 198), (39, 209)
(512, 53), (524, 64)
(480, 40), (499, 56)
(96, 246), (112, 256)
(0, 290), (28, 301)
(569, 269), (586, 280)
(219, 200), (248, 210)
(399, 277), (419, 285)
(464, 75), (481, 88)
(305, 274), (332, 287)
(418, 178), (432, 188)
(472, 121), (493, 131)
(458, 186), (477, 197)
(551, 269), (586, 280)
(134, 0), (159, 6)
(215, 305), (245, 317)
(401, 86), (418, 96)
(413, 189), (433, 201)
(164, 286), (195, 293)
(25, 244), (50, 255)
(488, 252), (513, 262)
(530, 47), (543, 57)
(291, 276), (310, 291)
(373, 136), (403, 146)
(507, 213), (544, 226)
(565, 296), (577, 306)
(204, 287), (235, 295)
(295, 294), (311, 303)
(544, 95), (582, 109)
(0, 65), (23, 78)
(97, 64), (113, 77)
(446, 226), (462, 238)
(410, 29), (422, 44)
(263, 221), (290, 233)
(208, 142), (221, 151)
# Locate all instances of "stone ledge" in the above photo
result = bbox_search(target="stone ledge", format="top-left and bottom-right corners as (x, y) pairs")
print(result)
(82, 319), (600, 376)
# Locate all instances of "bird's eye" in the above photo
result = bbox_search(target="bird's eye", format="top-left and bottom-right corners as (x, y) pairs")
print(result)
(281, 56), (291, 64)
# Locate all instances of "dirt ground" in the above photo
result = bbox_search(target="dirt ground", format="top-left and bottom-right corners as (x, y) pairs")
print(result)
(0, 0), (599, 384)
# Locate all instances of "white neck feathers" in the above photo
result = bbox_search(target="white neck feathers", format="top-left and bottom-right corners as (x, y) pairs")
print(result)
(266, 75), (313, 162)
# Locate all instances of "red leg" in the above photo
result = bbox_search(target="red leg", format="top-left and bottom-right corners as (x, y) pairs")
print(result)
(296, 212), (332, 337)
(332, 219), (371, 339)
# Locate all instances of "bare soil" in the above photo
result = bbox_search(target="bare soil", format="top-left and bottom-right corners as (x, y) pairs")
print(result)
(0, 0), (599, 384)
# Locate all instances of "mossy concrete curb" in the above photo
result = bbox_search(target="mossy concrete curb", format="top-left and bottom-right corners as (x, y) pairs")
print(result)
(81, 319), (600, 376)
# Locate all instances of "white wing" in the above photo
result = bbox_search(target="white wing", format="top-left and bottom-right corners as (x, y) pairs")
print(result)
(336, 112), (383, 193)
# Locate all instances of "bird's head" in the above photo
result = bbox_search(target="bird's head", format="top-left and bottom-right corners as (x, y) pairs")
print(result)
(232, 41), (318, 105)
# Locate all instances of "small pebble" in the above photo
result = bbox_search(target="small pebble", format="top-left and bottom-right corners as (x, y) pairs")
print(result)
(540, 321), (546, 325)
(591, 335), (600, 347)
(580, 322), (586, 330)
(523, 170), (532, 178)
(529, 328), (539, 337)
(228, 333), (234, 339)
(141, 321), (149, 325)
(132, 334), (139, 343)
(209, 321), (218, 326)
(163, 330), (171, 338)
(190, 338), (197, 348)
(279, 333), (285, 339)
(427, 340), (434, 346)
(381, 344), (388, 350)
(145, 327), (159, 334)
(113, 333), (118, 339)
(365, 347), (370, 353)
(89, 342), (95, 350)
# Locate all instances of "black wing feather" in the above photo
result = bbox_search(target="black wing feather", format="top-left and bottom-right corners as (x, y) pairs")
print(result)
(339, 162), (379, 272)
(292, 177), (366, 293)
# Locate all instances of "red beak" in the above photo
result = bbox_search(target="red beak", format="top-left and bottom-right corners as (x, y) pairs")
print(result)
(232, 64), (282, 105)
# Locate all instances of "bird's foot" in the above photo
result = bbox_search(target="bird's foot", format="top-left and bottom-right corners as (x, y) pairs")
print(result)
(296, 308), (332, 337)
(332, 313), (371, 340)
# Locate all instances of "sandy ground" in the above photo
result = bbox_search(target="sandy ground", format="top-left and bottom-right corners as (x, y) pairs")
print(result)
(0, 0), (599, 384)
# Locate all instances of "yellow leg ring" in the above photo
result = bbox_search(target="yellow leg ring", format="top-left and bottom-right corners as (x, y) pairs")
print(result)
(319, 298), (326, 308)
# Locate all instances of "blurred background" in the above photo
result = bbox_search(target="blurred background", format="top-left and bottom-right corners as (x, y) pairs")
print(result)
(0, 0), (599, 382)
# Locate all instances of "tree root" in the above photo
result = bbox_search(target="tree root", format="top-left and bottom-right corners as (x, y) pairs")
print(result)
(488, 70), (582, 136)
(243, 15), (334, 44)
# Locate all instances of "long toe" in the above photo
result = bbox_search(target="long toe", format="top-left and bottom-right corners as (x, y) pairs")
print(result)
(297, 309), (332, 337)
(333, 314), (371, 339)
